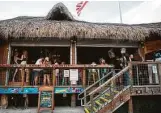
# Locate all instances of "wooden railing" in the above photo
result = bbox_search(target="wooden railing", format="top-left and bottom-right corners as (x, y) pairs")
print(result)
(0, 64), (114, 87)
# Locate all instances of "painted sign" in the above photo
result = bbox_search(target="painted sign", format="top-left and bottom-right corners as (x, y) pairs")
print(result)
(0, 88), (38, 94)
(40, 91), (52, 108)
(55, 87), (83, 94)
(0, 87), (83, 94)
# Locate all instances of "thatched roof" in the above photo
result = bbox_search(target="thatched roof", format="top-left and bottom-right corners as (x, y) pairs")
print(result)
(0, 2), (161, 42)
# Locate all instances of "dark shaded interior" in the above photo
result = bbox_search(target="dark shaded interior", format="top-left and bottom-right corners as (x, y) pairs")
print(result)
(133, 96), (161, 113)
(54, 94), (71, 106)
(77, 47), (137, 65)
(8, 94), (25, 108)
(28, 94), (38, 107)
(11, 47), (70, 64)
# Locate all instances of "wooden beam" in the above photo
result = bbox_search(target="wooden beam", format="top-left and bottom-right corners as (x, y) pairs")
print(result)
(157, 64), (161, 92)
(82, 68), (86, 88)
(70, 40), (77, 107)
(128, 97), (133, 113)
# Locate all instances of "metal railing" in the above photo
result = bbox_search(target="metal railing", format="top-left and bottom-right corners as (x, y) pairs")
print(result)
(78, 71), (114, 106)
(131, 62), (160, 86)
(83, 66), (132, 112)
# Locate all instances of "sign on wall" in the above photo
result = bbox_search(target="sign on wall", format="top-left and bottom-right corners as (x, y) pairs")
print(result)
(64, 70), (69, 77)
(55, 87), (84, 94)
(0, 88), (38, 94)
(70, 69), (78, 81)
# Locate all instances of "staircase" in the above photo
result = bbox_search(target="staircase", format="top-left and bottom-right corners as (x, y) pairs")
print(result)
(78, 66), (132, 113)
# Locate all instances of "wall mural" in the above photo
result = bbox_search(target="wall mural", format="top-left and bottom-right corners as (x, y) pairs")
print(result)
(0, 87), (84, 94)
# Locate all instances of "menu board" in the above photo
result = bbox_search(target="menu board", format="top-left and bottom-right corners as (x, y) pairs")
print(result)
(40, 91), (52, 108)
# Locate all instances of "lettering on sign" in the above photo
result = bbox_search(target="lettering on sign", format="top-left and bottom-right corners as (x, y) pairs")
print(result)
(64, 70), (69, 77)
(40, 91), (52, 108)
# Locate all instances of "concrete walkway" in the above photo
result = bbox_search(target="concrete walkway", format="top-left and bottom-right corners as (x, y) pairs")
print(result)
(0, 107), (84, 113)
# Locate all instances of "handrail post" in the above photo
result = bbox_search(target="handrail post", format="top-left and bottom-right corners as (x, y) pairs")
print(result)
(83, 68), (86, 88)
(21, 67), (25, 87)
(53, 69), (56, 86)
(157, 63), (161, 91)
(128, 62), (133, 87)
(90, 94), (94, 113)
(84, 90), (87, 106)
(5, 67), (9, 87)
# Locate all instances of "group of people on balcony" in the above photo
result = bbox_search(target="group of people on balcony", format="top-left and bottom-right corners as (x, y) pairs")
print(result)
(12, 50), (61, 86)
(11, 48), (135, 86)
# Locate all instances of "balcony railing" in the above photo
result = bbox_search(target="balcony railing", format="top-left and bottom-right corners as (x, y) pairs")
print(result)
(0, 62), (161, 88)
(131, 62), (160, 86)
(0, 64), (114, 87)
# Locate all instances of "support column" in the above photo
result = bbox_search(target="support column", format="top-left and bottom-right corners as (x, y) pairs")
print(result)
(70, 38), (77, 107)
(138, 47), (145, 61)
(128, 97), (133, 113)
(157, 63), (161, 92)
(0, 95), (8, 109)
(5, 43), (11, 86)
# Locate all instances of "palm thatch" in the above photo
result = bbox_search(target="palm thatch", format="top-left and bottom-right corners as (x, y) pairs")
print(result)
(0, 2), (161, 42)
(46, 2), (74, 21)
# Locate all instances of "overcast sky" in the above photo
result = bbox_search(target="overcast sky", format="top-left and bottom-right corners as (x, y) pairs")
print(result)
(0, 1), (161, 24)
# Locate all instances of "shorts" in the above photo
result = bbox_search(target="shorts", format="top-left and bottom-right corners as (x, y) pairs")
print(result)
(33, 70), (43, 77)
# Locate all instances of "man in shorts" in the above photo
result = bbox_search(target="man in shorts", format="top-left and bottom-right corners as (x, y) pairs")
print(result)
(33, 57), (44, 85)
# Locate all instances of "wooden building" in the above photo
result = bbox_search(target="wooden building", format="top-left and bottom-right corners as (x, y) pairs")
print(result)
(0, 2), (161, 113)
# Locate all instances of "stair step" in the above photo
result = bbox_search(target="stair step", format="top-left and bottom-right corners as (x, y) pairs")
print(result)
(113, 90), (119, 93)
(95, 100), (102, 106)
(84, 108), (90, 113)
(105, 93), (110, 97)
(100, 97), (109, 102)
(93, 107), (98, 112)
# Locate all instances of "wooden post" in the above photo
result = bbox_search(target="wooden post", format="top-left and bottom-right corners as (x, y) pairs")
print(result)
(82, 68), (86, 88)
(157, 63), (161, 92)
(128, 62), (133, 87)
(52, 69), (56, 86)
(37, 91), (41, 113)
(0, 94), (8, 109)
(138, 47), (145, 61)
(128, 97), (133, 113)
(21, 67), (25, 87)
(70, 38), (77, 107)
(90, 94), (94, 113)
(26, 69), (30, 84)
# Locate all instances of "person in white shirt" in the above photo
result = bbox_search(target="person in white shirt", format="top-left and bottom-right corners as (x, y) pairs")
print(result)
(33, 57), (44, 85)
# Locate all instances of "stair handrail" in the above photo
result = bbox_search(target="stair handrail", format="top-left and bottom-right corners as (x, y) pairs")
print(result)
(78, 71), (114, 99)
(89, 66), (130, 96)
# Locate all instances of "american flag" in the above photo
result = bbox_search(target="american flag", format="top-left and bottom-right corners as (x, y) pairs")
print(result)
(76, 1), (88, 16)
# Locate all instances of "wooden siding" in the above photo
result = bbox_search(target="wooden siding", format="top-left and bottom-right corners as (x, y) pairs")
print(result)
(0, 43), (8, 85)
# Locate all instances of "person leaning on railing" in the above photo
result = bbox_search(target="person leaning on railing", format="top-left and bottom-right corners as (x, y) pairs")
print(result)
(43, 57), (51, 86)
(12, 51), (22, 82)
(20, 50), (30, 83)
(32, 57), (44, 85)
(99, 58), (108, 84)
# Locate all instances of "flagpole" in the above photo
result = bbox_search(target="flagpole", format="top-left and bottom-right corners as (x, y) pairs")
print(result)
(118, 1), (123, 23)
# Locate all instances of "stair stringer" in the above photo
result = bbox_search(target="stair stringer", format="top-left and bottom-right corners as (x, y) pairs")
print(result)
(98, 86), (131, 113)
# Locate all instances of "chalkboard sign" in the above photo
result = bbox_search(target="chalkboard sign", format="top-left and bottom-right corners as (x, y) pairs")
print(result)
(40, 91), (52, 108)
(38, 86), (54, 113)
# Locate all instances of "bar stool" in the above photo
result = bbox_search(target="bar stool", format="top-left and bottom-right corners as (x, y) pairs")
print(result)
(87, 69), (99, 86)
